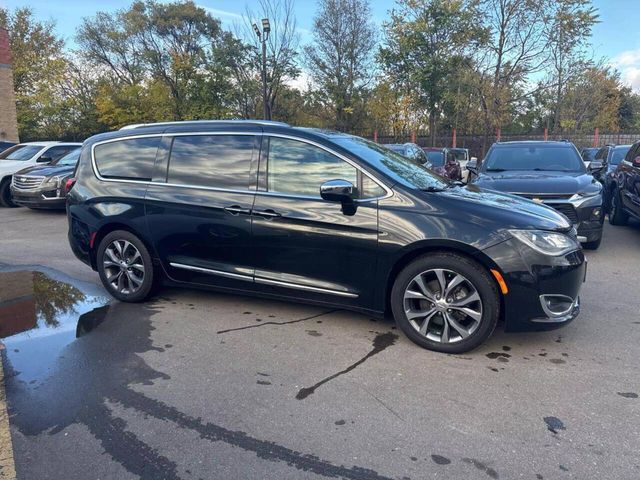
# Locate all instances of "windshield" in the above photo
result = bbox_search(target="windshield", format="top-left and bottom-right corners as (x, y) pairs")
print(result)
(0, 144), (43, 161)
(448, 149), (468, 161)
(425, 151), (444, 167)
(611, 146), (630, 165)
(334, 136), (450, 191)
(482, 145), (585, 172)
(54, 148), (81, 166)
(581, 148), (598, 161)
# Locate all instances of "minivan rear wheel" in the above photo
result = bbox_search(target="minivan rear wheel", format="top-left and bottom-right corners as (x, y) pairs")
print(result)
(97, 230), (155, 302)
(391, 252), (499, 353)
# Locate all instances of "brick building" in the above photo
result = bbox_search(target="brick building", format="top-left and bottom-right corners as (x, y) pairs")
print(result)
(0, 27), (19, 143)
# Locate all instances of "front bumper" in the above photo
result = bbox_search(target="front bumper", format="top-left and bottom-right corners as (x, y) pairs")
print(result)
(483, 238), (586, 332)
(544, 195), (604, 244)
(10, 186), (67, 209)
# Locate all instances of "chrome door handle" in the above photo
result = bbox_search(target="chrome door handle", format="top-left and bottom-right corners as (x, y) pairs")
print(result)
(255, 209), (281, 218)
(224, 205), (251, 216)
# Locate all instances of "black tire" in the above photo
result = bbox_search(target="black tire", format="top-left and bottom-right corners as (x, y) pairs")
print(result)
(0, 178), (18, 208)
(390, 252), (500, 354)
(96, 230), (155, 302)
(582, 236), (602, 250)
(608, 187), (628, 226)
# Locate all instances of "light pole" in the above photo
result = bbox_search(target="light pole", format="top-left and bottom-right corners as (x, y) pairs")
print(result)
(253, 18), (271, 120)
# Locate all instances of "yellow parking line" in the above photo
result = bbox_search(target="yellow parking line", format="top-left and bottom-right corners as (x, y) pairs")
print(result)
(0, 346), (16, 480)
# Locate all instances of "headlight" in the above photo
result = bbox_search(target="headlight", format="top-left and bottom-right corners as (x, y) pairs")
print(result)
(42, 176), (62, 188)
(509, 230), (579, 256)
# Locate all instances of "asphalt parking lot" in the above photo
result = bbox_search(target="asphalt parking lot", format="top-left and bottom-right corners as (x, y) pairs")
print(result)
(1, 207), (639, 480)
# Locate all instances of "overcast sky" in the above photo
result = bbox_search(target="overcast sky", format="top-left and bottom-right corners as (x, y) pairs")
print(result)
(1, 0), (639, 90)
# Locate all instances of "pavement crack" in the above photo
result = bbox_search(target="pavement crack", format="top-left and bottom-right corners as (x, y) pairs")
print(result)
(296, 332), (398, 400)
(217, 310), (338, 334)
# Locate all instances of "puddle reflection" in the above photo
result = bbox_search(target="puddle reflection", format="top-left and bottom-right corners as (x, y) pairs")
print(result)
(0, 270), (110, 385)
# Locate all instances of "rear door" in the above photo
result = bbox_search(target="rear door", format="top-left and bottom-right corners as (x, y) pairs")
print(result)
(250, 135), (385, 308)
(145, 130), (259, 289)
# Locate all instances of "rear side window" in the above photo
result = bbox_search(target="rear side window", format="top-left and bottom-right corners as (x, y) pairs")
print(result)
(94, 137), (160, 180)
(168, 135), (254, 190)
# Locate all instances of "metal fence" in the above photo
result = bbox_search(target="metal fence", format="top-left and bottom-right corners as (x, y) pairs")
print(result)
(366, 131), (640, 159)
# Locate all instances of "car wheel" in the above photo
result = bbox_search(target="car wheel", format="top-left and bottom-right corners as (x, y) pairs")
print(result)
(582, 236), (602, 250)
(0, 178), (18, 208)
(97, 230), (155, 302)
(390, 252), (500, 353)
(608, 187), (628, 226)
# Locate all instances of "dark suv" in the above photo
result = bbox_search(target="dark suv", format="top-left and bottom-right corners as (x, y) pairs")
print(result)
(469, 141), (604, 249)
(67, 121), (586, 353)
(609, 140), (640, 225)
(593, 144), (631, 212)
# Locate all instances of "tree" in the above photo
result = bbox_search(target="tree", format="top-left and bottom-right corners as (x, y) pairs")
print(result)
(77, 0), (230, 122)
(0, 7), (67, 140)
(545, 0), (598, 132)
(305, 0), (377, 131)
(379, 0), (486, 144)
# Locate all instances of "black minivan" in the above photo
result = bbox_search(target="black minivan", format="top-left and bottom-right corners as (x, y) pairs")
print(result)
(67, 121), (586, 353)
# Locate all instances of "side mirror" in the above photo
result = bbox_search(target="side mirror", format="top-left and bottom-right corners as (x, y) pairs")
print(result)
(466, 159), (478, 174)
(320, 179), (356, 203)
(37, 155), (53, 163)
(588, 160), (604, 172)
(633, 156), (640, 168)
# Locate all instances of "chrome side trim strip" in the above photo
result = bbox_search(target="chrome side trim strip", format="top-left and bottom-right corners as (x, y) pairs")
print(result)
(169, 262), (253, 282)
(255, 276), (358, 298)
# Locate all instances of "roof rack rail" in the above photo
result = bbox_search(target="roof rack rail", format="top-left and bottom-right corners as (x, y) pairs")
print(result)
(120, 119), (290, 130)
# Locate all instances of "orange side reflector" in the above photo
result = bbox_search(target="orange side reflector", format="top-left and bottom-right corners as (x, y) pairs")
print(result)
(490, 269), (509, 295)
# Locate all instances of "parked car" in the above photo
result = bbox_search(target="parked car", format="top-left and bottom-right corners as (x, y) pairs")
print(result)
(580, 147), (599, 168)
(469, 141), (604, 249)
(10, 147), (81, 210)
(422, 147), (462, 180)
(68, 121), (586, 354)
(592, 144), (631, 212)
(445, 148), (472, 181)
(609, 140), (640, 226)
(0, 141), (16, 154)
(0, 141), (82, 207)
(383, 143), (432, 167)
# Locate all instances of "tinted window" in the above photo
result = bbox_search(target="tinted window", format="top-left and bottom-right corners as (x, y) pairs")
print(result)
(43, 146), (76, 161)
(267, 137), (357, 197)
(482, 145), (585, 172)
(362, 175), (385, 198)
(0, 145), (43, 161)
(449, 149), (468, 161)
(611, 146), (631, 165)
(425, 151), (444, 167)
(95, 137), (160, 180)
(54, 148), (81, 166)
(334, 136), (449, 191)
(168, 135), (254, 190)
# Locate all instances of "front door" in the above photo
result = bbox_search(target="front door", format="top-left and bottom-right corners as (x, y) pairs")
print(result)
(145, 131), (260, 290)
(250, 135), (385, 309)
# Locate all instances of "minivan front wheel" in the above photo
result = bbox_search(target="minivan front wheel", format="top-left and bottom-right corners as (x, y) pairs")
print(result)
(391, 253), (499, 353)
(97, 230), (155, 302)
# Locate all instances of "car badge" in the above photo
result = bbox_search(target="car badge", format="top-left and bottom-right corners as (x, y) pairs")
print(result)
(532, 198), (544, 204)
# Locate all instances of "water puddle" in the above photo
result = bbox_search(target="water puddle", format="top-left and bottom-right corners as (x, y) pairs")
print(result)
(0, 269), (110, 385)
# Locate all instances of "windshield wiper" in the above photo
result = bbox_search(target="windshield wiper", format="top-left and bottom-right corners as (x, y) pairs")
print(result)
(421, 186), (446, 192)
(486, 168), (507, 172)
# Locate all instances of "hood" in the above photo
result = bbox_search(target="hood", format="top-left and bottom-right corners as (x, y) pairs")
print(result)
(429, 184), (572, 232)
(15, 163), (75, 178)
(0, 160), (34, 176)
(472, 170), (598, 195)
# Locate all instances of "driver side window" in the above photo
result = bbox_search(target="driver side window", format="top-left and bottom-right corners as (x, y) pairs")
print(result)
(266, 137), (358, 198)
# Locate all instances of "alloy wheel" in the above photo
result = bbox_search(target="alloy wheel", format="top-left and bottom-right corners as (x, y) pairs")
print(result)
(403, 268), (483, 343)
(102, 239), (145, 295)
